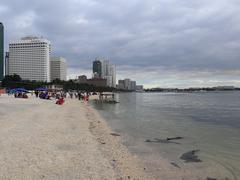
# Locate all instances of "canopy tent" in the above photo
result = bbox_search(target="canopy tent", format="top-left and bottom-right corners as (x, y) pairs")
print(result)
(35, 87), (48, 91)
(9, 88), (29, 94)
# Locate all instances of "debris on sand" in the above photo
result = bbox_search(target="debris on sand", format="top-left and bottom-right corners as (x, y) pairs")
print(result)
(111, 159), (119, 168)
(110, 133), (121, 137)
(206, 177), (217, 180)
(97, 138), (106, 145)
(170, 162), (181, 169)
(167, 137), (183, 141)
(145, 137), (183, 144)
(180, 150), (202, 163)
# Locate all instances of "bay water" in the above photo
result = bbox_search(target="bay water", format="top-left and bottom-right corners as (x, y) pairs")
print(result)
(91, 92), (240, 179)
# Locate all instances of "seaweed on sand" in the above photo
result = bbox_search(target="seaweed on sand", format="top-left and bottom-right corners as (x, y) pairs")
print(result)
(180, 150), (202, 163)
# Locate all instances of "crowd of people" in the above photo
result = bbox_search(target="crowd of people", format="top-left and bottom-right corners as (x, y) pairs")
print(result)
(11, 88), (95, 105)
(34, 91), (91, 102)
(14, 92), (28, 99)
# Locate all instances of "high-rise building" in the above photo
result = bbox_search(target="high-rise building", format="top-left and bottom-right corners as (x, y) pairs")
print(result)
(118, 79), (137, 91)
(105, 75), (113, 87)
(118, 79), (130, 90)
(8, 36), (51, 82)
(101, 59), (110, 78)
(50, 57), (67, 81)
(0, 23), (4, 81)
(5, 52), (9, 76)
(92, 58), (116, 87)
(110, 65), (116, 88)
(124, 79), (131, 90)
(130, 81), (136, 91)
(118, 80), (125, 89)
(93, 60), (102, 78)
(77, 75), (87, 84)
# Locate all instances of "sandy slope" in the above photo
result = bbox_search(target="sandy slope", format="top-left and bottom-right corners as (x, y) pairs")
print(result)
(0, 95), (152, 180)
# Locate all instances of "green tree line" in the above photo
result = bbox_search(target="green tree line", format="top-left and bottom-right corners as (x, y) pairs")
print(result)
(2, 74), (115, 92)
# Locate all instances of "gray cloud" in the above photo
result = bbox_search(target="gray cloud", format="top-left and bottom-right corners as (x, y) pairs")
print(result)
(1, 0), (240, 87)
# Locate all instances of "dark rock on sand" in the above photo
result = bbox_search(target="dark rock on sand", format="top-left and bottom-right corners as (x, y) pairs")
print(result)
(110, 133), (121, 137)
(167, 136), (183, 141)
(145, 137), (183, 144)
(206, 177), (217, 180)
(180, 150), (202, 163)
(170, 162), (181, 169)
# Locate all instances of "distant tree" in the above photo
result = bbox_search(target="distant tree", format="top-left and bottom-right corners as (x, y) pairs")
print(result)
(52, 78), (63, 84)
(3, 74), (22, 82)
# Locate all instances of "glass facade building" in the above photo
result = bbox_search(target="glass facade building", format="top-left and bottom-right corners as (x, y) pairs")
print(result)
(0, 23), (4, 80)
(93, 60), (102, 78)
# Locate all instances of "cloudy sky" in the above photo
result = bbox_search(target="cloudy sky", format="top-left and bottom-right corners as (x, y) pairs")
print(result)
(1, 0), (240, 88)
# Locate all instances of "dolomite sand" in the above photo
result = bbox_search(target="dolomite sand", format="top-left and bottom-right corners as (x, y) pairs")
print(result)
(0, 94), (153, 180)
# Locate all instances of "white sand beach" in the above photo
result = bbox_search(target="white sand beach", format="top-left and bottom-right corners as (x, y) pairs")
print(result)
(0, 94), (152, 180)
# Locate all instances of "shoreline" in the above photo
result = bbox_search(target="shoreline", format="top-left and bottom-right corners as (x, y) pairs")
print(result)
(84, 99), (153, 180)
(0, 95), (152, 179)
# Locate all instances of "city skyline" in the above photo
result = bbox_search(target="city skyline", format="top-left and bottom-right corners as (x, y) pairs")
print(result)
(1, 0), (240, 88)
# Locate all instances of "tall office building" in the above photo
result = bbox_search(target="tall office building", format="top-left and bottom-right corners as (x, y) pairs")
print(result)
(101, 60), (117, 87)
(101, 59), (110, 78)
(5, 52), (9, 76)
(92, 58), (116, 87)
(0, 23), (4, 80)
(124, 79), (131, 90)
(50, 57), (67, 81)
(9, 36), (51, 82)
(110, 65), (116, 88)
(117, 79), (136, 91)
(118, 80), (125, 89)
(93, 60), (102, 78)
(130, 81), (136, 91)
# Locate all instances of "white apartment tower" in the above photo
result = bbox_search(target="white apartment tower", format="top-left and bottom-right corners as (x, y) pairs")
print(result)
(100, 59), (110, 78)
(8, 36), (51, 82)
(50, 57), (67, 81)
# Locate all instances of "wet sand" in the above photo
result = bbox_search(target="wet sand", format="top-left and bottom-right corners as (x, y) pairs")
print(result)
(0, 95), (152, 180)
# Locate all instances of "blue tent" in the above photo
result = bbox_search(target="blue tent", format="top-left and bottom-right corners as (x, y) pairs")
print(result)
(8, 89), (17, 94)
(9, 88), (29, 94)
(15, 88), (29, 92)
(35, 87), (48, 91)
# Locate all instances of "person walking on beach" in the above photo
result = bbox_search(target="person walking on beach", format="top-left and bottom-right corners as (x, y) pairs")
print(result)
(74, 92), (78, 99)
(83, 92), (89, 103)
(77, 92), (81, 101)
(69, 92), (73, 99)
(35, 91), (39, 98)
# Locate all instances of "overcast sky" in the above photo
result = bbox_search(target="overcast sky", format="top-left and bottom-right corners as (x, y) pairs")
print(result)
(1, 0), (240, 88)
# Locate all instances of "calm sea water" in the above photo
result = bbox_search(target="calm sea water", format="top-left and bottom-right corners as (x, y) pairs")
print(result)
(91, 92), (240, 180)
